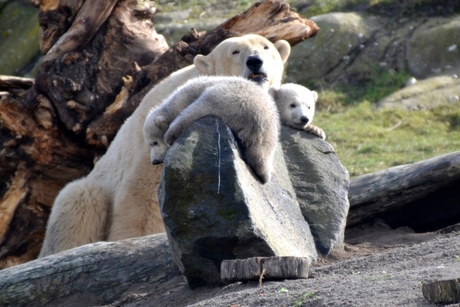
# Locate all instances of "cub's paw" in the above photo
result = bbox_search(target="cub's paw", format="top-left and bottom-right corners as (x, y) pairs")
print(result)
(164, 129), (179, 146)
(305, 124), (326, 140)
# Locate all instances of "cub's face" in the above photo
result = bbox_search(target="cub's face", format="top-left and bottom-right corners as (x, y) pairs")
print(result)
(194, 34), (291, 90)
(143, 111), (169, 164)
(270, 83), (318, 129)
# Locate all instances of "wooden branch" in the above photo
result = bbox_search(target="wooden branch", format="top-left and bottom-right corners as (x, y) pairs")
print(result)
(0, 163), (29, 244)
(0, 75), (34, 91)
(42, 0), (118, 62)
(0, 234), (181, 306)
(347, 151), (460, 227)
(218, 1), (319, 45)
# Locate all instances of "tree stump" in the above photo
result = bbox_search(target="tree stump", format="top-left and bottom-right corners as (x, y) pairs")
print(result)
(0, 0), (319, 268)
(221, 256), (310, 285)
(422, 278), (460, 304)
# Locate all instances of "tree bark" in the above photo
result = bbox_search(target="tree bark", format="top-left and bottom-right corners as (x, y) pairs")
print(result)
(347, 151), (460, 231)
(0, 233), (182, 306)
(0, 0), (319, 268)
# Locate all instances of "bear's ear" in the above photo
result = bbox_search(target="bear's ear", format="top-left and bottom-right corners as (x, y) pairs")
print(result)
(268, 87), (278, 99)
(311, 90), (318, 103)
(274, 40), (291, 64)
(194, 54), (214, 74)
(154, 115), (168, 129)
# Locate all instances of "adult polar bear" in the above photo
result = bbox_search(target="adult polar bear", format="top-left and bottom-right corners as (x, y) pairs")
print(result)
(39, 34), (291, 257)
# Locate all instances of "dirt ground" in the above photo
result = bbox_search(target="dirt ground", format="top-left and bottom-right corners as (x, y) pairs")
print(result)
(105, 221), (460, 307)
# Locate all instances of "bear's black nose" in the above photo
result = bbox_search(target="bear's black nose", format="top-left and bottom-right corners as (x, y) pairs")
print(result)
(300, 116), (309, 124)
(246, 55), (263, 72)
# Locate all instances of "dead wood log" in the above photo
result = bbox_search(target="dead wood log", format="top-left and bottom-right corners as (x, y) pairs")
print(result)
(422, 278), (460, 304)
(0, 233), (182, 306)
(347, 151), (460, 231)
(0, 0), (319, 268)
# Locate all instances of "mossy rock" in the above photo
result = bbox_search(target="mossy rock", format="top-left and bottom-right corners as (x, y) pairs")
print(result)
(407, 16), (460, 77)
(285, 12), (382, 84)
(0, 1), (40, 76)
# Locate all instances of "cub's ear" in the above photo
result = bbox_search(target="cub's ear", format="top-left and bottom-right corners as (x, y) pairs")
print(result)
(311, 90), (318, 103)
(274, 40), (291, 64)
(194, 54), (214, 75)
(268, 87), (279, 99)
(154, 115), (168, 129)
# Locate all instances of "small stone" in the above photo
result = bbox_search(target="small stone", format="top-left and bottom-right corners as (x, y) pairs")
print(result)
(405, 77), (417, 87)
(447, 44), (457, 52)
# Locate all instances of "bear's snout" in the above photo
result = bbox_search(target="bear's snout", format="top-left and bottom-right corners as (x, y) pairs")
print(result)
(246, 55), (263, 72)
(300, 116), (309, 124)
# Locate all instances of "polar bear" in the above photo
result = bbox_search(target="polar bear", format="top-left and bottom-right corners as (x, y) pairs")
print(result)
(270, 83), (326, 139)
(144, 75), (279, 183)
(39, 34), (291, 257)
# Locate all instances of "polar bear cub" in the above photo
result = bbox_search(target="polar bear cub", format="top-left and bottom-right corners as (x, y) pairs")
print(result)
(270, 83), (326, 140)
(144, 75), (280, 183)
(144, 76), (241, 165)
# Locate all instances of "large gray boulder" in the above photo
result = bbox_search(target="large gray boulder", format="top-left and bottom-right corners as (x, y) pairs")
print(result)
(280, 127), (350, 254)
(286, 13), (460, 85)
(158, 117), (317, 288)
(407, 16), (460, 77)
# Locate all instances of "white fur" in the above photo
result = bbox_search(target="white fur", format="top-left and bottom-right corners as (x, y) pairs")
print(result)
(39, 34), (291, 257)
(149, 76), (280, 183)
(270, 83), (326, 139)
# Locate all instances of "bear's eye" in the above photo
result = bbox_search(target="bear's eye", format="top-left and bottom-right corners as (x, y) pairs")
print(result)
(307, 106), (311, 109)
(152, 141), (158, 146)
(264, 45), (269, 50)
(290, 103), (296, 108)
(232, 50), (240, 55)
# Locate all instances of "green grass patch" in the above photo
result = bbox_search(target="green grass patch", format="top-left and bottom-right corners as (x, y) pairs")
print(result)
(316, 101), (460, 177)
(306, 67), (460, 177)
(292, 291), (318, 306)
(307, 66), (412, 108)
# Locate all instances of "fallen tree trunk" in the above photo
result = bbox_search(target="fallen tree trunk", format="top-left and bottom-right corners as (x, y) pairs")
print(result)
(0, 234), (181, 306)
(0, 0), (319, 268)
(347, 151), (460, 231)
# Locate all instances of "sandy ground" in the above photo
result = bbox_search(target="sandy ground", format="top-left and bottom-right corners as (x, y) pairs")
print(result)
(105, 221), (460, 307)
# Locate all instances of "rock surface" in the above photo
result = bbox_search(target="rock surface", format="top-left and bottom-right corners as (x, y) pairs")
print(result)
(377, 75), (460, 109)
(286, 12), (460, 85)
(280, 127), (350, 255)
(158, 116), (317, 288)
